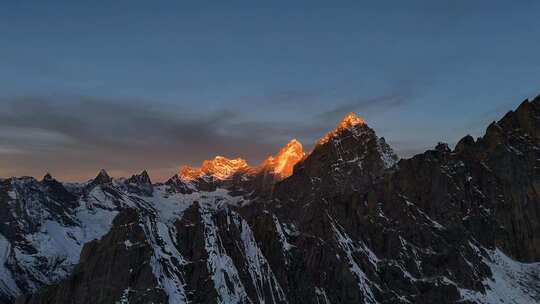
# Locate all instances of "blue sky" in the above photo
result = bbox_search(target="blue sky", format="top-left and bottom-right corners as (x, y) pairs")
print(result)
(1, 1), (539, 180)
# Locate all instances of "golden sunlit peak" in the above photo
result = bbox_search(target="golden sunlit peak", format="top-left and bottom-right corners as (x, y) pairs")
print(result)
(338, 112), (366, 129)
(180, 155), (251, 181)
(279, 139), (304, 157)
(203, 156), (249, 171)
(316, 113), (367, 146)
(260, 138), (305, 180)
(285, 138), (302, 147)
(210, 155), (248, 165)
(202, 156), (249, 179)
(179, 165), (201, 181)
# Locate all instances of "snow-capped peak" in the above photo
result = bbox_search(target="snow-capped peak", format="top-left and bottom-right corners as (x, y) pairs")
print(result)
(261, 139), (305, 180)
(92, 169), (112, 185)
(202, 156), (250, 179)
(180, 156), (250, 181)
(179, 166), (202, 181)
(338, 112), (366, 130)
(316, 112), (368, 146)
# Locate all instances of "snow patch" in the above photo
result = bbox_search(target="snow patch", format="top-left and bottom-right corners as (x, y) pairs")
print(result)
(328, 214), (379, 303)
(236, 214), (288, 303)
(273, 215), (294, 254)
(459, 247), (540, 304)
(315, 287), (331, 304)
(116, 287), (131, 304)
(6, 191), (16, 200)
(200, 206), (251, 304)
(12, 194), (118, 290)
(0, 235), (20, 297)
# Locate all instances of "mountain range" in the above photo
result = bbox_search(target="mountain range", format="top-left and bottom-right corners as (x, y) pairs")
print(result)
(1, 97), (540, 303)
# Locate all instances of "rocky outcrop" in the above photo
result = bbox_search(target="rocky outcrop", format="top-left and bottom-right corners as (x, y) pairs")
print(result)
(124, 170), (154, 196)
(88, 169), (113, 189)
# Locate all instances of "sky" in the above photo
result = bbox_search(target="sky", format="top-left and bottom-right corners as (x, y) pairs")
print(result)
(1, 1), (540, 181)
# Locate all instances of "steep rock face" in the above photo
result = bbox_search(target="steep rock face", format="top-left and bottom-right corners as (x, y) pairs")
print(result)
(173, 203), (218, 304)
(2, 102), (540, 304)
(175, 203), (288, 304)
(389, 97), (540, 262)
(16, 208), (167, 304)
(0, 172), (121, 303)
(274, 112), (398, 199)
(249, 106), (540, 303)
(124, 170), (154, 196)
(456, 98), (540, 261)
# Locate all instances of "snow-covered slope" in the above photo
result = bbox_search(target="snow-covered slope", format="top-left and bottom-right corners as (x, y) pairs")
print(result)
(0, 176), (119, 300)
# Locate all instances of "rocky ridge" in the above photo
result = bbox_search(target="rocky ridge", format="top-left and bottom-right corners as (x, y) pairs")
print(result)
(0, 100), (538, 304)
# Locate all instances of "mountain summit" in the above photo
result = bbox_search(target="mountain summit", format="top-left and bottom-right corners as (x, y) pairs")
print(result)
(174, 140), (306, 195)
(261, 139), (305, 180)
(180, 156), (250, 181)
(317, 112), (368, 146)
(89, 169), (112, 186)
(338, 112), (366, 129)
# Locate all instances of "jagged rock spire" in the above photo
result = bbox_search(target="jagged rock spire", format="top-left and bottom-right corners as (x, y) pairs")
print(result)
(125, 170), (153, 196)
(126, 170), (152, 185)
(42, 173), (54, 182)
(138, 170), (151, 184)
(93, 169), (112, 185)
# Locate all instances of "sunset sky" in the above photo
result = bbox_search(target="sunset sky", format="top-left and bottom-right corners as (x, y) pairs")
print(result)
(1, 1), (540, 181)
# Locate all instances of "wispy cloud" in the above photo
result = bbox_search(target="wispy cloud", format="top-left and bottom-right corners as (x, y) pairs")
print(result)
(0, 87), (418, 181)
(0, 95), (282, 181)
(317, 89), (413, 122)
